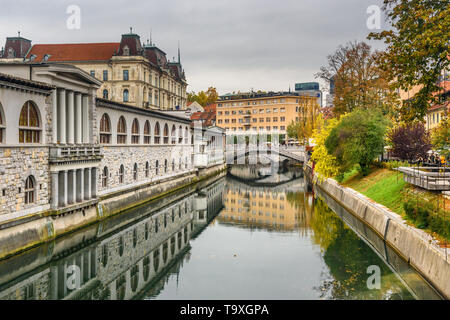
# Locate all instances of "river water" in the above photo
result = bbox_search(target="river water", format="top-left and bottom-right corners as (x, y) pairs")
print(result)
(0, 171), (441, 300)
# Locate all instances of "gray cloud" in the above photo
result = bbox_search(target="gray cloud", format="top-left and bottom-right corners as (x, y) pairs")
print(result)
(0, 0), (387, 93)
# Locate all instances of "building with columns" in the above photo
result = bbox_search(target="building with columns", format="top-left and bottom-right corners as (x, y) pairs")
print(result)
(0, 62), (225, 259)
(0, 31), (188, 111)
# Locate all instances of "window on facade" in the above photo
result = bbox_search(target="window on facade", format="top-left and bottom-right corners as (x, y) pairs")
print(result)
(102, 167), (108, 187)
(164, 159), (168, 173)
(178, 126), (183, 143)
(145, 161), (149, 178)
(123, 70), (129, 81)
(19, 101), (40, 143)
(0, 104), (4, 143)
(103, 70), (108, 81)
(100, 113), (111, 144)
(155, 160), (159, 175)
(163, 124), (169, 144)
(133, 163), (138, 181)
(154, 122), (161, 144)
(123, 89), (129, 102)
(117, 116), (127, 144)
(24, 175), (35, 204)
(144, 120), (151, 144)
(131, 118), (140, 144)
(103, 89), (109, 99)
(171, 125), (176, 144)
(185, 127), (189, 144)
(90, 70), (95, 78)
(119, 165), (125, 183)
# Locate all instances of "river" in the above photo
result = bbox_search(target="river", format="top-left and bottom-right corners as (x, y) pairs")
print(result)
(0, 170), (441, 300)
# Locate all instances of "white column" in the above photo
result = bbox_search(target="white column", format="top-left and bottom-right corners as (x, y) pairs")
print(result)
(62, 170), (68, 207)
(68, 170), (76, 204)
(91, 167), (98, 199)
(67, 91), (74, 144)
(76, 169), (84, 202)
(52, 89), (58, 144)
(84, 168), (91, 200)
(82, 94), (89, 144)
(75, 93), (82, 144)
(51, 171), (59, 209)
(58, 89), (66, 144)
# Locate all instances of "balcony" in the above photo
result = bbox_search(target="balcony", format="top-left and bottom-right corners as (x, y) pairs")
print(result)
(50, 145), (103, 163)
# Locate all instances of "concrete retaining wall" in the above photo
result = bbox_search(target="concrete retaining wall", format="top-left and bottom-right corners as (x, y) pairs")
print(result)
(305, 165), (450, 299)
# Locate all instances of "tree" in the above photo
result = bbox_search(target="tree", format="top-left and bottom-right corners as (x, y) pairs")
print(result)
(325, 109), (389, 177)
(187, 87), (219, 106)
(387, 122), (432, 161)
(431, 115), (450, 159)
(310, 116), (341, 179)
(316, 41), (399, 117)
(368, 0), (450, 122)
(287, 98), (322, 145)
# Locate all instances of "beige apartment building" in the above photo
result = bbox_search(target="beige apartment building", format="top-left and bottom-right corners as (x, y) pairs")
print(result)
(1, 31), (187, 111)
(215, 92), (318, 138)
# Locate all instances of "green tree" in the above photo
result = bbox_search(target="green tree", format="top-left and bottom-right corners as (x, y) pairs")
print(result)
(325, 109), (389, 178)
(368, 0), (450, 122)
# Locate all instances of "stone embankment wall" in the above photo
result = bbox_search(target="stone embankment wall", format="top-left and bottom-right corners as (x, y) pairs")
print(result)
(305, 165), (450, 299)
(0, 163), (227, 260)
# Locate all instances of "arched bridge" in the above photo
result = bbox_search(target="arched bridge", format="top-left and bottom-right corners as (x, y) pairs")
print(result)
(227, 147), (306, 163)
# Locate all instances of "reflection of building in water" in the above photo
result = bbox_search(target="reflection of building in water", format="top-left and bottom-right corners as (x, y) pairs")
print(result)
(0, 178), (225, 300)
(217, 178), (313, 232)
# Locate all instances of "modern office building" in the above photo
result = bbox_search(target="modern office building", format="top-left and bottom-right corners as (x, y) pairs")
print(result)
(294, 82), (322, 107)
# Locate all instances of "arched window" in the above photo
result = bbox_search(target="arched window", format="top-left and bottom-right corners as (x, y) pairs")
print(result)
(24, 175), (35, 204)
(99, 113), (111, 144)
(163, 124), (169, 144)
(172, 159), (175, 172)
(145, 161), (149, 178)
(19, 101), (40, 143)
(0, 103), (4, 143)
(144, 120), (151, 144)
(133, 163), (138, 180)
(131, 118), (139, 144)
(178, 126), (183, 144)
(185, 127), (189, 144)
(119, 164), (125, 184)
(123, 89), (129, 102)
(171, 125), (176, 144)
(164, 159), (168, 173)
(102, 166), (108, 187)
(102, 89), (109, 99)
(117, 116), (127, 144)
(155, 160), (159, 175)
(154, 122), (161, 144)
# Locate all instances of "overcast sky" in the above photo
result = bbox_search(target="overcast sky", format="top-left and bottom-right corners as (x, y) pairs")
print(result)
(0, 0), (388, 94)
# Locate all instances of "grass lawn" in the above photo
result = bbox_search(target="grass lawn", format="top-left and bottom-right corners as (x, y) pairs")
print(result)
(341, 167), (407, 214)
(337, 166), (450, 243)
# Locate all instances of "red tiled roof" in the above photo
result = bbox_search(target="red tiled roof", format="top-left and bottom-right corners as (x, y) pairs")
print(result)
(428, 101), (449, 112)
(204, 103), (216, 113)
(27, 43), (120, 62)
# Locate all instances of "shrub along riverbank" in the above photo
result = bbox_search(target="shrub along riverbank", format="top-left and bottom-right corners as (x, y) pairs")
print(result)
(338, 165), (450, 243)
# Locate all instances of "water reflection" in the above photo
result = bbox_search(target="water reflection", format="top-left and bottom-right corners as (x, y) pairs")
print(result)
(0, 172), (441, 300)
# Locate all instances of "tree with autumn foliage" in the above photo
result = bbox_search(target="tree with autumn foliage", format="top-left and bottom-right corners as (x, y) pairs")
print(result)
(316, 41), (399, 118)
(431, 116), (450, 159)
(187, 87), (219, 106)
(387, 122), (432, 161)
(287, 98), (322, 145)
(368, 0), (450, 122)
(310, 115), (341, 179)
